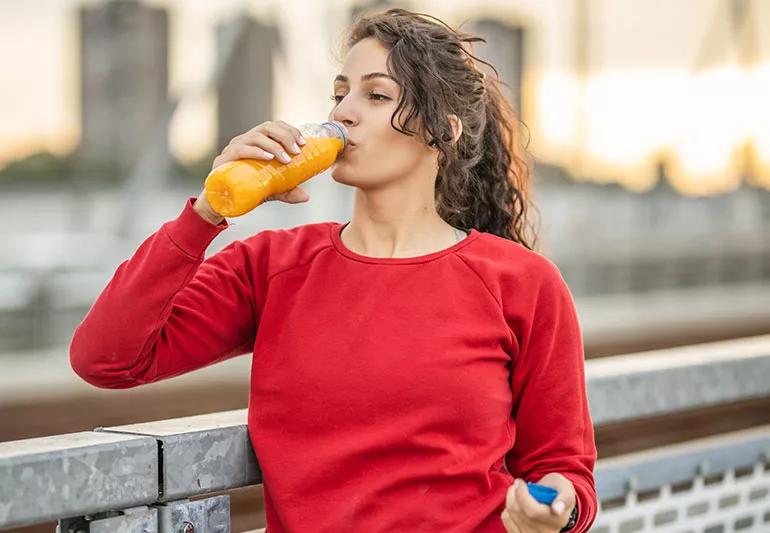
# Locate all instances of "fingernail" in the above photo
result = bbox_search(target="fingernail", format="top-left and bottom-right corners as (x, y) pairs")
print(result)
(298, 135), (306, 145)
(262, 151), (275, 160)
(280, 152), (291, 163)
(553, 501), (565, 514)
(513, 479), (520, 489)
(291, 142), (301, 154)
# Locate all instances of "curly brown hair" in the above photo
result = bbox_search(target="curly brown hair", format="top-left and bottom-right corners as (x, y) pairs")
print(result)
(343, 8), (539, 249)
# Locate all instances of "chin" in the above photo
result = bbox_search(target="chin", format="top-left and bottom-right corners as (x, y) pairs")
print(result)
(331, 163), (409, 191)
(330, 163), (363, 187)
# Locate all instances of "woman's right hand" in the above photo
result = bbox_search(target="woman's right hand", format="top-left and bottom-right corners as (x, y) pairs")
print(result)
(212, 120), (310, 204)
(194, 120), (311, 224)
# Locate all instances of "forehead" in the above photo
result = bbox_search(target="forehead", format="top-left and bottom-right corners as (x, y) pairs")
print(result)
(339, 37), (391, 76)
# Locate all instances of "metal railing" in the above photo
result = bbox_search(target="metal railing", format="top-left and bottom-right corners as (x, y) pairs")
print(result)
(592, 426), (770, 532)
(2, 335), (769, 531)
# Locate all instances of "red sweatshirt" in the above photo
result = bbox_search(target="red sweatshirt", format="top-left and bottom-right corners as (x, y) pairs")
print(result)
(70, 197), (597, 532)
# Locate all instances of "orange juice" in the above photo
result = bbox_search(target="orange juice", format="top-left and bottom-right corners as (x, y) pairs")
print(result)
(204, 121), (347, 217)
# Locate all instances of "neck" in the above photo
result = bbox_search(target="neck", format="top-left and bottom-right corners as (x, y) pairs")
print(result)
(341, 172), (459, 259)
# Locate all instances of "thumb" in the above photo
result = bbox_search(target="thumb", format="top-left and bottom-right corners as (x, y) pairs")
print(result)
(287, 187), (310, 203)
(273, 187), (309, 204)
(552, 499), (566, 515)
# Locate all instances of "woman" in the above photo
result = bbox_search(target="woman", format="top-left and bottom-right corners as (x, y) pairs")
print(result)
(70, 8), (596, 533)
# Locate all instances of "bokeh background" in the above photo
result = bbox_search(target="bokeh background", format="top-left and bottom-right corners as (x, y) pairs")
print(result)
(1, 0), (769, 531)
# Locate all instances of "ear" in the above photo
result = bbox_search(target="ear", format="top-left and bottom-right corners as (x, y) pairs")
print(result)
(427, 114), (464, 149)
(448, 114), (463, 143)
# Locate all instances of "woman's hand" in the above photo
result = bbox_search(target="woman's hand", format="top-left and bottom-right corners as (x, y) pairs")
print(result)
(211, 120), (310, 204)
(194, 120), (310, 225)
(212, 120), (305, 168)
(500, 473), (576, 533)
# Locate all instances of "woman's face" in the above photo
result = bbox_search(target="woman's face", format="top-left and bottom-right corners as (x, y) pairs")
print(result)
(328, 37), (435, 189)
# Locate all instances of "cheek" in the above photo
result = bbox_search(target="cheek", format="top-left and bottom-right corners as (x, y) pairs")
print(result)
(375, 114), (429, 160)
(392, 140), (428, 169)
(391, 131), (432, 165)
(334, 107), (432, 180)
(332, 139), (426, 184)
(365, 134), (426, 169)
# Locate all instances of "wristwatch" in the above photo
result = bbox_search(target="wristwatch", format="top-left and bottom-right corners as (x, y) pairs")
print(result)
(559, 501), (578, 532)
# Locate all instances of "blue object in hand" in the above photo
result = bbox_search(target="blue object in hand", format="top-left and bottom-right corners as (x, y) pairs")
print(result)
(526, 482), (558, 505)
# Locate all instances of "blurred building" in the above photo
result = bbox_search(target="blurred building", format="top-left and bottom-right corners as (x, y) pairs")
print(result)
(465, 19), (525, 115)
(216, 16), (280, 151)
(78, 0), (169, 171)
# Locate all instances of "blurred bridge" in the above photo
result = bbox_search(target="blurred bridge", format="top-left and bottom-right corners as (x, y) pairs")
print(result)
(0, 183), (769, 356)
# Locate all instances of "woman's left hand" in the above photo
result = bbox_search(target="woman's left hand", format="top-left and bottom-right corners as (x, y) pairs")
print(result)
(500, 472), (576, 532)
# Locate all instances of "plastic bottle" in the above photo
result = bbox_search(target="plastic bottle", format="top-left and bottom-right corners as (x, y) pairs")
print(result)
(204, 121), (348, 217)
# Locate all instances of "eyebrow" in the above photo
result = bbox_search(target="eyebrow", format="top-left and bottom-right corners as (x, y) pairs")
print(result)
(334, 72), (399, 84)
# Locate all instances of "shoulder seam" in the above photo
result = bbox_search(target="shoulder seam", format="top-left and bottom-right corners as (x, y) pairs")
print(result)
(454, 254), (504, 316)
(454, 254), (516, 350)
(266, 242), (335, 284)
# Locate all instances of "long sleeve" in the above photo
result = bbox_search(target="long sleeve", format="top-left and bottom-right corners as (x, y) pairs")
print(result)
(70, 196), (261, 389)
(504, 260), (598, 532)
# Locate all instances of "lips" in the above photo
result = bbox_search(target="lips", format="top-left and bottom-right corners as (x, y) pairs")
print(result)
(343, 142), (357, 153)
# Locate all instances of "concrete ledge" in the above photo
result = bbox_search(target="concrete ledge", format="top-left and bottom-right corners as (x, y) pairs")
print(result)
(587, 334), (770, 424)
(0, 431), (158, 529)
(98, 409), (261, 501)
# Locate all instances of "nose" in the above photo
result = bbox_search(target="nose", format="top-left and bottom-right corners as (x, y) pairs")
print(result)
(328, 95), (358, 131)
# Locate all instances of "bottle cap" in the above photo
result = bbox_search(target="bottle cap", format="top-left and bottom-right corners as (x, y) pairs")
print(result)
(321, 121), (348, 147)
